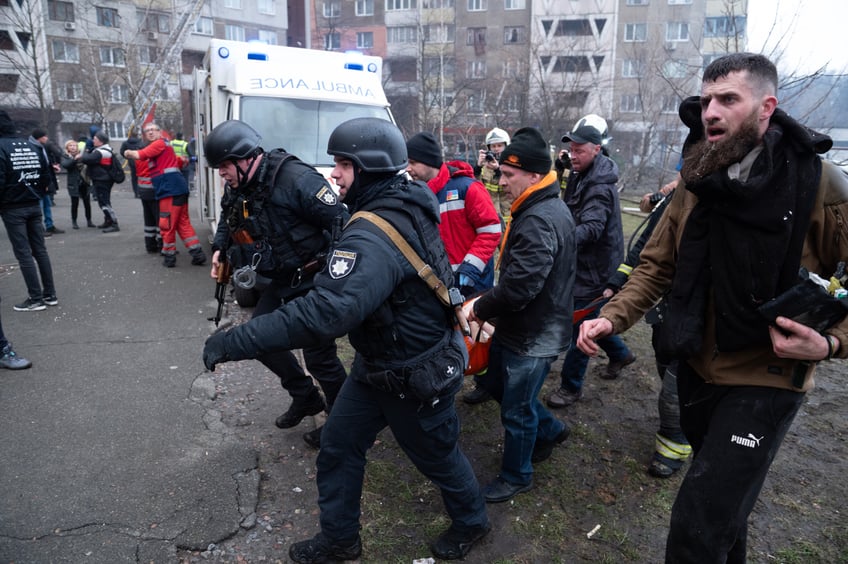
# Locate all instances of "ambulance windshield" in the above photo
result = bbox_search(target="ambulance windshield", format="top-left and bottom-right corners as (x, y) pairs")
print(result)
(240, 97), (393, 167)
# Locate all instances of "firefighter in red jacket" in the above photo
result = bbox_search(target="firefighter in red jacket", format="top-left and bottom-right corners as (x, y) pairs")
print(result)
(406, 132), (502, 404)
(124, 122), (206, 267)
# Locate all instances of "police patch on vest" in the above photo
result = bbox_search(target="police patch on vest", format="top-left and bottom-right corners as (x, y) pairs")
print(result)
(315, 186), (338, 206)
(446, 189), (459, 201)
(329, 249), (357, 279)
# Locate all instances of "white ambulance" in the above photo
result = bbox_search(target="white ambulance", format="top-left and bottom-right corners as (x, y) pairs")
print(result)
(192, 39), (393, 230)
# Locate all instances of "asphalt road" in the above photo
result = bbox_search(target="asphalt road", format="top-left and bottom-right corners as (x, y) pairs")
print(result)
(0, 187), (260, 563)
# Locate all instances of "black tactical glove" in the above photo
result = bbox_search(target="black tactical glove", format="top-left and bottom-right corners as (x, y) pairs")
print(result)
(203, 331), (230, 371)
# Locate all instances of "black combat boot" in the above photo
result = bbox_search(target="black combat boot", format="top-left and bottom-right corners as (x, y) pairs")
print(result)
(189, 247), (207, 266)
(275, 393), (325, 429)
(289, 533), (361, 564)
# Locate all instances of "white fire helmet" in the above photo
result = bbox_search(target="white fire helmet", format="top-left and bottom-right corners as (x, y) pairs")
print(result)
(485, 127), (510, 147)
(573, 114), (610, 145)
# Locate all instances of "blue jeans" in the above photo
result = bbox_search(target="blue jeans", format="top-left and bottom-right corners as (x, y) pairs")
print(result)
(560, 297), (631, 393)
(40, 195), (53, 229)
(478, 338), (566, 485)
(317, 376), (487, 543)
(1, 205), (55, 300)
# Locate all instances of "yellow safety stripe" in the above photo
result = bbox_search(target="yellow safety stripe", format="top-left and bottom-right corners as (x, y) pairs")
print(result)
(655, 433), (693, 461)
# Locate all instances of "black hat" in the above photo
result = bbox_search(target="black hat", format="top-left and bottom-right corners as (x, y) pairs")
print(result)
(31, 128), (47, 140)
(406, 132), (443, 169)
(562, 124), (603, 145)
(499, 127), (551, 174)
(94, 130), (109, 143)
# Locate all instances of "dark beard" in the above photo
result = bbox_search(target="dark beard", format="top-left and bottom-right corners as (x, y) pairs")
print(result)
(681, 111), (761, 184)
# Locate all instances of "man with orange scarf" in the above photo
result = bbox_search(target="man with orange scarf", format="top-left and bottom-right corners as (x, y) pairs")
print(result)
(466, 127), (576, 503)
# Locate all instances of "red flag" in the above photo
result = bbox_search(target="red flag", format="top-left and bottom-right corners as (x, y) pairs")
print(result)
(143, 103), (156, 126)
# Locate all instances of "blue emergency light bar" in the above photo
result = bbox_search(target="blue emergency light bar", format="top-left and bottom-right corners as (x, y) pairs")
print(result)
(247, 52), (268, 61)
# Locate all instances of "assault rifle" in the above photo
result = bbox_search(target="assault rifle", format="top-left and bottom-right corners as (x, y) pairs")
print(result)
(209, 258), (233, 327)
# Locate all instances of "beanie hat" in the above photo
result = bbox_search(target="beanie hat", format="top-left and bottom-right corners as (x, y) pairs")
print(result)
(499, 127), (551, 174)
(0, 110), (15, 136)
(94, 130), (109, 144)
(406, 132), (443, 169)
(31, 128), (47, 140)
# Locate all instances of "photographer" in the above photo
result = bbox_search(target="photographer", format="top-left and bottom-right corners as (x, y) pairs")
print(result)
(474, 128), (511, 222)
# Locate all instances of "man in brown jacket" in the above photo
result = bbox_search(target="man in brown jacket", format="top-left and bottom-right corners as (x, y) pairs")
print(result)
(578, 53), (848, 563)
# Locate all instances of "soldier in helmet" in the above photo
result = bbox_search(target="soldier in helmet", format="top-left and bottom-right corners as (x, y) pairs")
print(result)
(204, 117), (490, 562)
(202, 119), (348, 449)
(474, 127), (511, 222)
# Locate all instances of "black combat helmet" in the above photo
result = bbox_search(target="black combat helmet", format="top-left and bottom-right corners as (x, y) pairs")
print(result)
(327, 118), (407, 173)
(204, 120), (262, 168)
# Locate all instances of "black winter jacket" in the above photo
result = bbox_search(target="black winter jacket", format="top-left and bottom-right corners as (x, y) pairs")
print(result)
(0, 135), (49, 209)
(79, 145), (115, 184)
(212, 150), (347, 292)
(563, 154), (625, 299)
(474, 177), (576, 357)
(215, 173), (457, 380)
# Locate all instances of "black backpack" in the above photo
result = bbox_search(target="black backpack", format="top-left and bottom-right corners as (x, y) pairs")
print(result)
(107, 150), (126, 184)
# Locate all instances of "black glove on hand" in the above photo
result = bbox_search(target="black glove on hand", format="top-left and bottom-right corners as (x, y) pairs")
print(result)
(203, 331), (230, 371)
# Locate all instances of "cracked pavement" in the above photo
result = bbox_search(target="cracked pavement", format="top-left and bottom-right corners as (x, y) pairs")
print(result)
(0, 189), (258, 563)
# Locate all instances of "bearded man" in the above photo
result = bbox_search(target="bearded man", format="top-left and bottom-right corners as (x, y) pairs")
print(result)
(577, 53), (848, 562)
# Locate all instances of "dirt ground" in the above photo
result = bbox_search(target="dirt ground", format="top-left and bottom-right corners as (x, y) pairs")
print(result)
(180, 302), (847, 564)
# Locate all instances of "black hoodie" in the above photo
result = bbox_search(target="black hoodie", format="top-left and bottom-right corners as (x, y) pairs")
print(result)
(0, 112), (49, 209)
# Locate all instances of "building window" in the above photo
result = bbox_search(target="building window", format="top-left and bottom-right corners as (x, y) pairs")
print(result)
(425, 24), (454, 43)
(356, 31), (373, 48)
(355, 0), (373, 15)
(466, 27), (485, 46)
(626, 0), (648, 4)
(0, 31), (13, 51)
(666, 22), (689, 42)
(48, 0), (74, 21)
(258, 0), (276, 14)
(323, 1), (341, 17)
(97, 7), (120, 28)
(702, 53), (723, 70)
(467, 0), (486, 11)
(423, 0), (454, 6)
(387, 26), (417, 43)
(258, 30), (278, 44)
(100, 46), (126, 67)
(108, 122), (126, 139)
(57, 81), (83, 101)
(501, 59), (523, 78)
(466, 92), (485, 113)
(503, 26), (525, 44)
(551, 19), (593, 36)
(624, 22), (647, 42)
(704, 16), (746, 38)
(662, 59), (688, 78)
(140, 12), (170, 33)
(324, 32), (340, 50)
(0, 74), (18, 93)
(505, 93), (521, 112)
(622, 59), (643, 77)
(225, 25), (245, 41)
(139, 45), (158, 64)
(668, 0), (691, 4)
(223, 0), (242, 8)
(661, 95), (680, 113)
(194, 16), (213, 35)
(107, 84), (129, 103)
(620, 94), (642, 113)
(424, 57), (455, 78)
(504, 0), (524, 9)
(52, 40), (79, 62)
(386, 0), (416, 10)
(466, 60), (486, 79)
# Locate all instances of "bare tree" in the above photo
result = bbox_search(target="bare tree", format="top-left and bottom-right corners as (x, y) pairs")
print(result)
(0, 0), (53, 127)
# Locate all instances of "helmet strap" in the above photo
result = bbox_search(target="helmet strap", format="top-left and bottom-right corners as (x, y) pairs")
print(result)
(234, 152), (261, 190)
